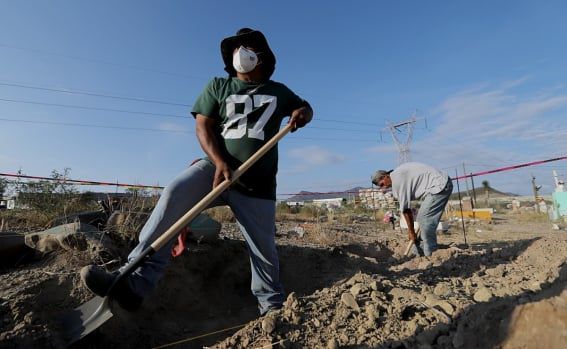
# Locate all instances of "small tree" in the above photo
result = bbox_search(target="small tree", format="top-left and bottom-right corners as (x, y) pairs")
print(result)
(482, 180), (490, 207)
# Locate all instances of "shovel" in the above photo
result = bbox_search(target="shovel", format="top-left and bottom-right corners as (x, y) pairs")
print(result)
(59, 123), (294, 345)
(403, 226), (422, 256)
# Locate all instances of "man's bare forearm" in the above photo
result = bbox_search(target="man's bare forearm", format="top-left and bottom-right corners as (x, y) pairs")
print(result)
(195, 115), (225, 166)
(403, 209), (417, 241)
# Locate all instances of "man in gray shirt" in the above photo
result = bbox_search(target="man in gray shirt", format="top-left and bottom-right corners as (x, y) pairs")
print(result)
(372, 162), (453, 256)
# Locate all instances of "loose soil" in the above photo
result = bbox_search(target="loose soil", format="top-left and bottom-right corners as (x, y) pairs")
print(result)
(1, 213), (566, 348)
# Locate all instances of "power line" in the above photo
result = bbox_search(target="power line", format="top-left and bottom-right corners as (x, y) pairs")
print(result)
(0, 97), (190, 119)
(0, 43), (203, 80)
(292, 125), (376, 133)
(313, 119), (382, 126)
(0, 118), (377, 142)
(0, 81), (192, 107)
(0, 43), (394, 118)
(423, 129), (511, 165)
(0, 117), (191, 133)
(0, 81), (383, 126)
(4, 156), (565, 195)
(0, 97), (379, 132)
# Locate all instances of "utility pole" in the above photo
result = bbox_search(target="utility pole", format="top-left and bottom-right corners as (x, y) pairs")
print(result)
(531, 174), (541, 213)
(462, 163), (473, 209)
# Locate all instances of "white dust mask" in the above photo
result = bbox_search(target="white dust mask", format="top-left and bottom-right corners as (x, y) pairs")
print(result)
(232, 46), (258, 73)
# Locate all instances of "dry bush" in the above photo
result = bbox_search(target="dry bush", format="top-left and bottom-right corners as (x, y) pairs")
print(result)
(275, 202), (383, 224)
(0, 169), (100, 230)
(0, 209), (50, 232)
(306, 222), (339, 245)
(335, 213), (354, 225)
(294, 205), (326, 221)
(514, 211), (550, 223)
(104, 190), (158, 244)
(0, 197), (99, 233)
(275, 201), (292, 221)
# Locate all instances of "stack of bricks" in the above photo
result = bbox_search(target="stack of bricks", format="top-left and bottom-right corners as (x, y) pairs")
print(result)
(358, 189), (397, 210)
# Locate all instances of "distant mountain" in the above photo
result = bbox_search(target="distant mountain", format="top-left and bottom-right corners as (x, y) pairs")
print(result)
(286, 185), (518, 202)
(450, 185), (518, 200)
(286, 187), (366, 202)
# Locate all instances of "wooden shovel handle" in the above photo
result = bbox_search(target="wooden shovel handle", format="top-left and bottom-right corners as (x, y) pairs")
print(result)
(151, 124), (293, 251)
(403, 240), (416, 256)
(403, 226), (421, 256)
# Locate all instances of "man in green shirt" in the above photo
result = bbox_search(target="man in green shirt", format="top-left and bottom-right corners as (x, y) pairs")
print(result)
(81, 28), (313, 315)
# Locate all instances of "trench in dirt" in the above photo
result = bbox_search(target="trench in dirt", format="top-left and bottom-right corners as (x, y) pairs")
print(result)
(55, 239), (392, 348)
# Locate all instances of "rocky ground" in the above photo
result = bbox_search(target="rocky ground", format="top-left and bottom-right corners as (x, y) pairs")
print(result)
(1, 212), (566, 348)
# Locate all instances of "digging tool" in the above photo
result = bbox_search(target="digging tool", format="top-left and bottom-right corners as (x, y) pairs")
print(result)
(403, 226), (422, 256)
(59, 123), (294, 345)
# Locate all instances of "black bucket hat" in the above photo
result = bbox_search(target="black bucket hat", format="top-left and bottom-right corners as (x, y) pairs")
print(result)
(220, 28), (276, 79)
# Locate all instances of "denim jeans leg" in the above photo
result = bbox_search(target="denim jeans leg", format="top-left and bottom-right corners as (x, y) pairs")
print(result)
(227, 190), (285, 314)
(121, 160), (224, 297)
(416, 180), (453, 256)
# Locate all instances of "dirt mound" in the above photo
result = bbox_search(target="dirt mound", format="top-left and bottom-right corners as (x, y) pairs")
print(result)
(0, 249), (94, 348)
(502, 289), (567, 348)
(212, 233), (567, 349)
(1, 218), (566, 349)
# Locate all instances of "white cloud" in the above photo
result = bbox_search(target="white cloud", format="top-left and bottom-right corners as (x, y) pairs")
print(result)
(499, 76), (530, 89)
(408, 79), (567, 194)
(433, 83), (567, 143)
(286, 145), (346, 173)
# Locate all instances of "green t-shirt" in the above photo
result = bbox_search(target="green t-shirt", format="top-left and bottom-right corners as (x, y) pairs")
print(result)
(191, 77), (307, 200)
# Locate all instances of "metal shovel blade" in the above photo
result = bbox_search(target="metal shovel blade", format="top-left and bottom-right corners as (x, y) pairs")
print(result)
(59, 296), (113, 345)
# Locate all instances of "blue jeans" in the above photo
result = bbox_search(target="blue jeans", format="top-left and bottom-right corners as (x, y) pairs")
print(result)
(412, 179), (453, 256)
(120, 159), (284, 314)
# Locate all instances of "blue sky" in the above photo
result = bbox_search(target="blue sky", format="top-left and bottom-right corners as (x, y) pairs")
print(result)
(1, 1), (567, 198)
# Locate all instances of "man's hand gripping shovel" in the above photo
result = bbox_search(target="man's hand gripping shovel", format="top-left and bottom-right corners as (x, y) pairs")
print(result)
(59, 124), (294, 345)
(403, 226), (422, 257)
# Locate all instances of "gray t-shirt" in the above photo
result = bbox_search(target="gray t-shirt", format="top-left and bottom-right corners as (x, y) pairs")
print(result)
(390, 162), (449, 211)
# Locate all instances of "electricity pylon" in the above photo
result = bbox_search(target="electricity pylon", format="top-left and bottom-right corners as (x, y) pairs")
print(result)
(387, 114), (417, 164)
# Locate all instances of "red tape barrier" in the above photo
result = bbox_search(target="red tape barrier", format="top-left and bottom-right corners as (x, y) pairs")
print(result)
(452, 156), (567, 180)
(0, 172), (163, 190)
(1, 155), (565, 195)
